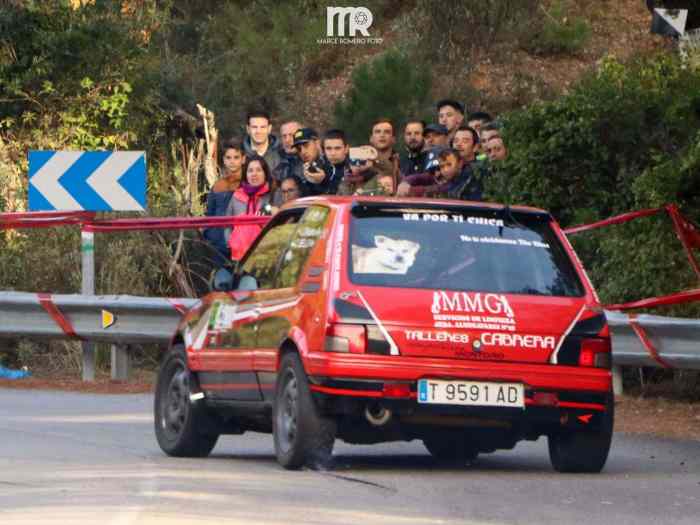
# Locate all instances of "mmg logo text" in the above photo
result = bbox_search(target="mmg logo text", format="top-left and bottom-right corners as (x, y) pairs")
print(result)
(326, 6), (373, 37)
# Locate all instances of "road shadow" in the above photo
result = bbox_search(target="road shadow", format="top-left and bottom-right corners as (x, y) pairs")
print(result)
(210, 435), (700, 477)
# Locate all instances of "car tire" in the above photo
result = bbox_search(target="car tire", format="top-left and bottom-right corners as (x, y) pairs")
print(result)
(423, 432), (479, 463)
(273, 352), (336, 470)
(154, 344), (219, 457)
(548, 399), (614, 473)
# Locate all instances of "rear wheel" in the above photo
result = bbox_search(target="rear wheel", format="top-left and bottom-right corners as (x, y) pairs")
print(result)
(548, 401), (614, 473)
(423, 432), (479, 463)
(273, 353), (336, 470)
(154, 345), (219, 457)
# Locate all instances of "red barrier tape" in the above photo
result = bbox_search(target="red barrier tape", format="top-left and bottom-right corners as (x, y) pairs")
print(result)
(37, 293), (80, 339)
(0, 211), (96, 230)
(605, 288), (700, 311)
(82, 215), (270, 232)
(168, 299), (188, 315)
(1, 211), (270, 232)
(563, 207), (665, 235)
(565, 204), (700, 311)
(667, 204), (700, 280)
(628, 313), (673, 368)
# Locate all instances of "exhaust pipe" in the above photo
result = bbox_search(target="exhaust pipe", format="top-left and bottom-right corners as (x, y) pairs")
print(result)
(365, 402), (392, 426)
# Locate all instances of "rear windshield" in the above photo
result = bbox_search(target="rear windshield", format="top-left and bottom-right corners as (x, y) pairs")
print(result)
(348, 204), (584, 297)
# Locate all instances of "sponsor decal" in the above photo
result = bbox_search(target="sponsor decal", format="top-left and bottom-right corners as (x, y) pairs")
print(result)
(402, 213), (504, 227)
(352, 236), (420, 275)
(460, 235), (549, 248)
(455, 349), (505, 360)
(331, 223), (344, 292)
(480, 332), (556, 350)
(213, 304), (236, 330)
(431, 291), (516, 331)
(404, 330), (470, 344)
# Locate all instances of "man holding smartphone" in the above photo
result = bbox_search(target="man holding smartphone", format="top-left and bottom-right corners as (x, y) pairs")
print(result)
(292, 127), (323, 183)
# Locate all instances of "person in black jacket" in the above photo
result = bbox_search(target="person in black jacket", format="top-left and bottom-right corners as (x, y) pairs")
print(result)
(292, 127), (325, 195)
(435, 148), (484, 201)
(400, 119), (427, 178)
(274, 119), (303, 182)
(318, 129), (352, 195)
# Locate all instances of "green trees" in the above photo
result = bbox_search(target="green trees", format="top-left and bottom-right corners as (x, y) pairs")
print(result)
(333, 50), (431, 143)
(498, 54), (700, 311)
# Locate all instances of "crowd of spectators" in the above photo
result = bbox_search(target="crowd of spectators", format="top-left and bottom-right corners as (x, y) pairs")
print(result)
(204, 99), (509, 261)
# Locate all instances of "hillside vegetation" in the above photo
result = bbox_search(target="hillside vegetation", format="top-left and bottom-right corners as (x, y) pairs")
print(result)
(0, 0), (698, 311)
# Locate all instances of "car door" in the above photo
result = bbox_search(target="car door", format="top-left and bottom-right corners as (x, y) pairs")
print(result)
(197, 209), (304, 401)
(253, 205), (331, 400)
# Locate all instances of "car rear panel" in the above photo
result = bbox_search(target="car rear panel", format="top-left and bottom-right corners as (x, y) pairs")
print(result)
(345, 287), (586, 365)
(315, 200), (611, 396)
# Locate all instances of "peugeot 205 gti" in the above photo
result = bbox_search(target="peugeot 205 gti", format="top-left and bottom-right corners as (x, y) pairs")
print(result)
(154, 197), (613, 472)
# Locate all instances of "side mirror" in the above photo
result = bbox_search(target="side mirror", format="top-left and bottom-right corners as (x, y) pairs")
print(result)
(212, 268), (234, 292)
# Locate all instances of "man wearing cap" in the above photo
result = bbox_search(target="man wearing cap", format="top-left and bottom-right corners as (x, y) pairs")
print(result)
(291, 127), (326, 195)
(424, 123), (449, 149)
(437, 99), (465, 144)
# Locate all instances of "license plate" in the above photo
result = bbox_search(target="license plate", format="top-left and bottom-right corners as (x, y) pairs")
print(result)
(418, 379), (524, 408)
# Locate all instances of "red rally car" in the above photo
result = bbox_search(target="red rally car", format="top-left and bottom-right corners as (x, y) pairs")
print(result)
(154, 196), (614, 472)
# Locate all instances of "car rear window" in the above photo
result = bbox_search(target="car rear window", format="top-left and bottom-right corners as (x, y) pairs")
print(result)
(348, 204), (584, 297)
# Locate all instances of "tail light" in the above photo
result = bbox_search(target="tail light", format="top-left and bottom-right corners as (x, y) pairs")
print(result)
(579, 338), (611, 369)
(325, 323), (367, 353)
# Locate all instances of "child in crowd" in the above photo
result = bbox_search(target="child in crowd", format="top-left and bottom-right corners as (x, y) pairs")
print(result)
(203, 140), (245, 260)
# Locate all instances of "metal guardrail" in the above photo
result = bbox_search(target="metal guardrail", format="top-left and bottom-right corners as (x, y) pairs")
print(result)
(1, 292), (699, 381)
(606, 311), (700, 370)
(0, 292), (196, 344)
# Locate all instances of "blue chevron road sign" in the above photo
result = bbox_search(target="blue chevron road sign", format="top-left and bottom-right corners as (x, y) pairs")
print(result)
(28, 151), (147, 212)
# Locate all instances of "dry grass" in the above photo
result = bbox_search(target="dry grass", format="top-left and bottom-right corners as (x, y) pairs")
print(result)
(616, 395), (700, 441)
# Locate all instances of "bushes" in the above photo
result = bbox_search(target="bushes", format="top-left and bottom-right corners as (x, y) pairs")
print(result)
(333, 50), (431, 143)
(522, 0), (591, 56)
(499, 54), (700, 311)
(409, 0), (539, 63)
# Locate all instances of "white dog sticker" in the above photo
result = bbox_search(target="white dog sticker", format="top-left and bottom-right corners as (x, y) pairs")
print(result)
(352, 236), (421, 274)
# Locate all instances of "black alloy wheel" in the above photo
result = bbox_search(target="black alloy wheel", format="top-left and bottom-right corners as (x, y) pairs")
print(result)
(154, 345), (218, 457)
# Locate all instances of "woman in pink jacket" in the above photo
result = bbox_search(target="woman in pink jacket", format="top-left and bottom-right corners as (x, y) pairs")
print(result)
(224, 155), (273, 261)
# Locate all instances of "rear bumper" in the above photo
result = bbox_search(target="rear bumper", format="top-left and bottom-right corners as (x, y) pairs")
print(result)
(306, 353), (612, 434)
(305, 351), (612, 394)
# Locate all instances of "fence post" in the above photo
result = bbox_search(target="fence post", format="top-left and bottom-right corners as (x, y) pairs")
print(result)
(612, 365), (624, 396)
(81, 230), (96, 382)
(111, 343), (130, 381)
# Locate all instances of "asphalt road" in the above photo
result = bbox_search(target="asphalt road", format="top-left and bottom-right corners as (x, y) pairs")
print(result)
(0, 388), (698, 525)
